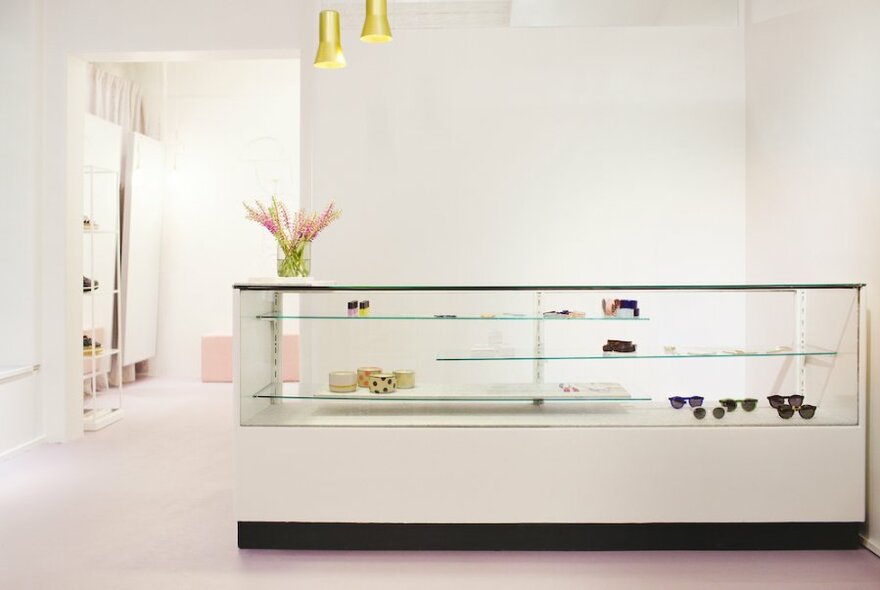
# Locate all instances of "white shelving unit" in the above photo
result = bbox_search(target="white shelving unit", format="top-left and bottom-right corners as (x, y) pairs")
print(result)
(82, 165), (123, 431)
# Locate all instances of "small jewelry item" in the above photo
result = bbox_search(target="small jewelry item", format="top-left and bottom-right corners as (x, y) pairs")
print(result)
(601, 298), (619, 317)
(329, 371), (357, 393)
(369, 373), (397, 394)
(602, 339), (636, 353)
(393, 370), (415, 389)
(357, 366), (382, 388)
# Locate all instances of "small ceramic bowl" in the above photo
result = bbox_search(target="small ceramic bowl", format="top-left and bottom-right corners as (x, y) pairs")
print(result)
(369, 373), (397, 394)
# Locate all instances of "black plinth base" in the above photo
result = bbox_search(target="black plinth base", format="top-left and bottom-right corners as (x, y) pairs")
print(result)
(238, 521), (862, 551)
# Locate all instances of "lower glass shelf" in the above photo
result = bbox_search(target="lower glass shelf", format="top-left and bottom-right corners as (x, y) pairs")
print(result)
(251, 382), (652, 403)
(241, 394), (857, 428)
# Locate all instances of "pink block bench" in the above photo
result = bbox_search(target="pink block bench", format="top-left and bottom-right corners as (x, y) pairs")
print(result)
(201, 333), (300, 383)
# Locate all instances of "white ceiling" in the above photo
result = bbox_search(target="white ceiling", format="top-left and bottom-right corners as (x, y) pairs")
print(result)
(327, 0), (740, 29)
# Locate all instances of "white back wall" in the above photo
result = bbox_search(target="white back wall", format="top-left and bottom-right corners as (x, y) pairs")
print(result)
(310, 26), (746, 285)
(300, 24), (749, 410)
(0, 0), (41, 371)
(157, 60), (299, 378)
(744, 0), (880, 547)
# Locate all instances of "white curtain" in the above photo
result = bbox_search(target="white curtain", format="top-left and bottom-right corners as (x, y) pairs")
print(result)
(88, 65), (146, 134)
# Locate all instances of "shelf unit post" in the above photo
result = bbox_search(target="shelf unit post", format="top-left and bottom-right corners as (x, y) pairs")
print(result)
(271, 291), (283, 403)
(795, 288), (806, 397)
(533, 291), (544, 384)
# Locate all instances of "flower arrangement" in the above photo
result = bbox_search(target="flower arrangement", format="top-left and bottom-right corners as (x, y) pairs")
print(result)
(244, 196), (342, 277)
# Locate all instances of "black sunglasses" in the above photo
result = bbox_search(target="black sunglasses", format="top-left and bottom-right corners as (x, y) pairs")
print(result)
(767, 395), (805, 409)
(669, 396), (704, 409)
(719, 398), (758, 412)
(692, 407), (726, 420)
(777, 404), (816, 419)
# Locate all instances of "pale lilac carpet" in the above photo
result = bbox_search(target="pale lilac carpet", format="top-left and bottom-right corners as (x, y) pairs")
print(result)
(1, 379), (878, 590)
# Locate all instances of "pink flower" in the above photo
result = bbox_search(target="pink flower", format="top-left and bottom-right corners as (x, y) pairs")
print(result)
(244, 197), (341, 255)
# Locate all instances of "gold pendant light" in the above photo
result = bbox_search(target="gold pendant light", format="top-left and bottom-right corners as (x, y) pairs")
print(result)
(314, 10), (346, 69)
(361, 0), (392, 43)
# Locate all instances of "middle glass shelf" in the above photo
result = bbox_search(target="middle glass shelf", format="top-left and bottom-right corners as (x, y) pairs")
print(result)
(435, 346), (837, 361)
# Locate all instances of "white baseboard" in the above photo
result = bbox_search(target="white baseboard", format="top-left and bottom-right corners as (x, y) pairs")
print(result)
(861, 535), (880, 557)
(0, 435), (45, 462)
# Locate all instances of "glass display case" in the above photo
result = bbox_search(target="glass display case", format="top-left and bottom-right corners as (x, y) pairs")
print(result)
(237, 283), (861, 429)
(233, 283), (865, 551)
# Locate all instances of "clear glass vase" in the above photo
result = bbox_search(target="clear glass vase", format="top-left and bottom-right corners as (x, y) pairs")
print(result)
(277, 241), (311, 278)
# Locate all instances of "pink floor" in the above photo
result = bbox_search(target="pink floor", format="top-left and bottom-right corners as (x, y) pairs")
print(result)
(1, 379), (879, 590)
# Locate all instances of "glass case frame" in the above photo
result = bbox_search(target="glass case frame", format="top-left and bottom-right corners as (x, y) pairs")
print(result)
(235, 283), (863, 429)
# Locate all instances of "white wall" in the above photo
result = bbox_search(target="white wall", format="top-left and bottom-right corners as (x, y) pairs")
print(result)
(744, 0), (880, 549)
(40, 0), (315, 439)
(0, 0), (41, 367)
(310, 26), (746, 285)
(156, 59), (299, 378)
(0, 0), (43, 454)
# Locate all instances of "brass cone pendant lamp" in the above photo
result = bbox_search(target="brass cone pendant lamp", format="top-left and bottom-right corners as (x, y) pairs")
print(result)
(361, 0), (392, 43)
(314, 10), (346, 69)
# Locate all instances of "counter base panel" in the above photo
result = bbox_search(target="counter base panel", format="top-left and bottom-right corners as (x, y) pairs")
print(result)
(237, 521), (862, 551)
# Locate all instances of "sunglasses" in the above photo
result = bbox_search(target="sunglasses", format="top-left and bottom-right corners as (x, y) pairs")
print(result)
(719, 398), (758, 412)
(777, 404), (817, 419)
(693, 407), (727, 419)
(669, 396), (704, 409)
(767, 395), (805, 409)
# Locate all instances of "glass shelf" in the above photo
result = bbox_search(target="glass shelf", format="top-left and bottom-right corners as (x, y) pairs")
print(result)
(251, 382), (652, 403)
(236, 282), (864, 292)
(256, 314), (649, 322)
(435, 346), (837, 362)
(82, 347), (119, 361)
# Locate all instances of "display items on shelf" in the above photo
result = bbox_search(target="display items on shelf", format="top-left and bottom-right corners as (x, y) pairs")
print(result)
(234, 283), (865, 551)
(82, 165), (124, 431)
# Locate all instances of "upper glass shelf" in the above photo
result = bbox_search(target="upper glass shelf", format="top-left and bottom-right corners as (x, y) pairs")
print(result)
(256, 313), (649, 321)
(235, 282), (864, 292)
(435, 346), (837, 362)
